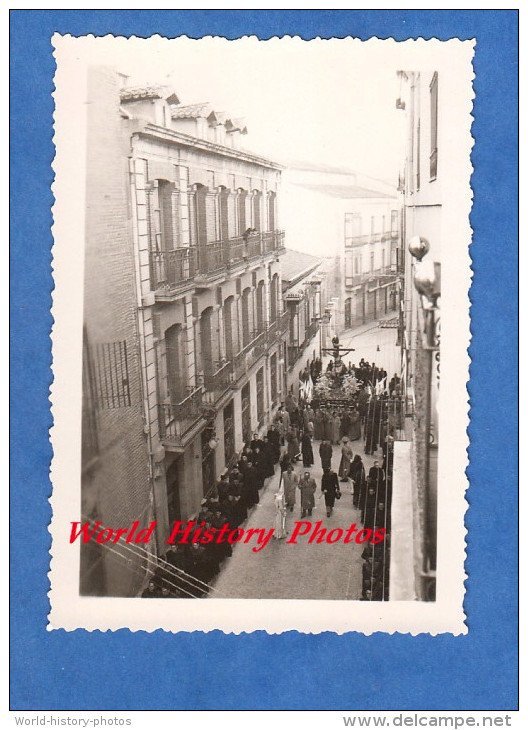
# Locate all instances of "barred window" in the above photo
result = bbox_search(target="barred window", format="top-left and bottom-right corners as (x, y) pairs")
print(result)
(93, 340), (132, 409)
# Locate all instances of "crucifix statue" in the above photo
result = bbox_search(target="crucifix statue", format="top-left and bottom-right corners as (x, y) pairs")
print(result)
(322, 334), (355, 362)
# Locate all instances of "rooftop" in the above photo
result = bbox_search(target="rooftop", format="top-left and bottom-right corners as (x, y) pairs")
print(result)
(120, 86), (180, 105)
(292, 182), (396, 200)
(281, 248), (323, 286)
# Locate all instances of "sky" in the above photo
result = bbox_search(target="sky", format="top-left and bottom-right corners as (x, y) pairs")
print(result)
(70, 35), (415, 183)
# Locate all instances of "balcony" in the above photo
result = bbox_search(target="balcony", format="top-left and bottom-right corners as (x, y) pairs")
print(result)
(231, 330), (267, 383)
(150, 230), (286, 298)
(287, 320), (320, 370)
(344, 231), (394, 248)
(149, 247), (197, 294)
(158, 387), (204, 445)
(202, 360), (233, 403)
(345, 266), (400, 289)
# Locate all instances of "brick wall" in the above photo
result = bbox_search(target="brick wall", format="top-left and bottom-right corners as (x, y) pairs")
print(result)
(82, 67), (152, 597)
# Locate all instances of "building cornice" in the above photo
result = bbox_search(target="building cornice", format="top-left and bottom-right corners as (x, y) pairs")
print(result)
(130, 121), (283, 171)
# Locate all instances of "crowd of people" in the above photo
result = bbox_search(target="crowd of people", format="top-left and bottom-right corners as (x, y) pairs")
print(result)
(142, 350), (400, 601)
(142, 426), (284, 598)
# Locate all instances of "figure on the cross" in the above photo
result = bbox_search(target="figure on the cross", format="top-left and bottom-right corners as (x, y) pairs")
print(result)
(323, 334), (355, 362)
(331, 334), (340, 361)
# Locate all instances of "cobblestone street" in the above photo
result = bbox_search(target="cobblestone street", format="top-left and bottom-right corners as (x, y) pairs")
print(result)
(211, 324), (397, 600)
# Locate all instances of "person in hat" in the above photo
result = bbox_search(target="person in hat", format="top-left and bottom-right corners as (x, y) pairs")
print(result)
(298, 471), (317, 518)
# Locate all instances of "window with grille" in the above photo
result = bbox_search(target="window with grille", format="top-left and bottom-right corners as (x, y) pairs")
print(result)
(92, 340), (132, 409)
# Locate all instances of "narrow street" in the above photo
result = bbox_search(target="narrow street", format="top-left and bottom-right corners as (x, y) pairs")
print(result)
(211, 323), (399, 600)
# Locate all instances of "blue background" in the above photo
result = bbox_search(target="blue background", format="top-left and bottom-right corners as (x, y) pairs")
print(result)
(10, 10), (518, 711)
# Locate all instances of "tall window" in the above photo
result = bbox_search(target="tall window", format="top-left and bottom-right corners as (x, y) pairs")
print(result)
(345, 213), (361, 246)
(223, 296), (235, 360)
(268, 192), (276, 231)
(237, 189), (247, 234)
(166, 324), (187, 404)
(256, 368), (265, 427)
(223, 400), (236, 468)
(241, 287), (252, 347)
(241, 383), (252, 443)
(252, 190), (261, 231)
(256, 280), (265, 332)
(270, 354), (277, 405)
(270, 274), (279, 322)
(391, 210), (398, 235)
(218, 187), (230, 240)
(430, 72), (438, 180)
(189, 184), (208, 247)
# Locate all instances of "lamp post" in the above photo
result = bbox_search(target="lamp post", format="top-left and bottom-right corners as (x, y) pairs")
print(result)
(409, 236), (441, 602)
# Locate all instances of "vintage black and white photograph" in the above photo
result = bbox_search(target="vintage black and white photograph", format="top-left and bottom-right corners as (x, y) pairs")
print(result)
(49, 36), (473, 633)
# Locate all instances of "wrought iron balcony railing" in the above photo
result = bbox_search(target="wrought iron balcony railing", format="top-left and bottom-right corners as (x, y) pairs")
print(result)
(231, 330), (267, 382)
(158, 387), (204, 442)
(149, 247), (198, 291)
(202, 360), (232, 403)
(150, 230), (285, 294)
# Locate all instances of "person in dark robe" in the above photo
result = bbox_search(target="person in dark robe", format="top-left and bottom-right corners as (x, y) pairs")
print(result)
(364, 397), (383, 454)
(349, 454), (366, 508)
(260, 437), (276, 478)
(301, 432), (314, 467)
(357, 387), (370, 422)
(267, 426), (281, 463)
(250, 433), (263, 452)
(253, 447), (267, 489)
(242, 461), (260, 508)
(362, 486), (377, 529)
(321, 467), (340, 517)
(368, 460), (386, 497)
(216, 473), (231, 502)
(319, 440), (333, 471)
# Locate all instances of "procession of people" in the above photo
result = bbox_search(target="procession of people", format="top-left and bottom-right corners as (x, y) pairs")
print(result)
(143, 335), (399, 602)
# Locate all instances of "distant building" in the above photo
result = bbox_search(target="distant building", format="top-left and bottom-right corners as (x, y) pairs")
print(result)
(81, 67), (287, 596)
(280, 249), (329, 397)
(281, 161), (402, 333)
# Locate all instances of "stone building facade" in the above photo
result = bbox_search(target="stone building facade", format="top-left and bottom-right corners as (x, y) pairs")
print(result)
(281, 160), (401, 334)
(81, 67), (286, 596)
(280, 249), (329, 397)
